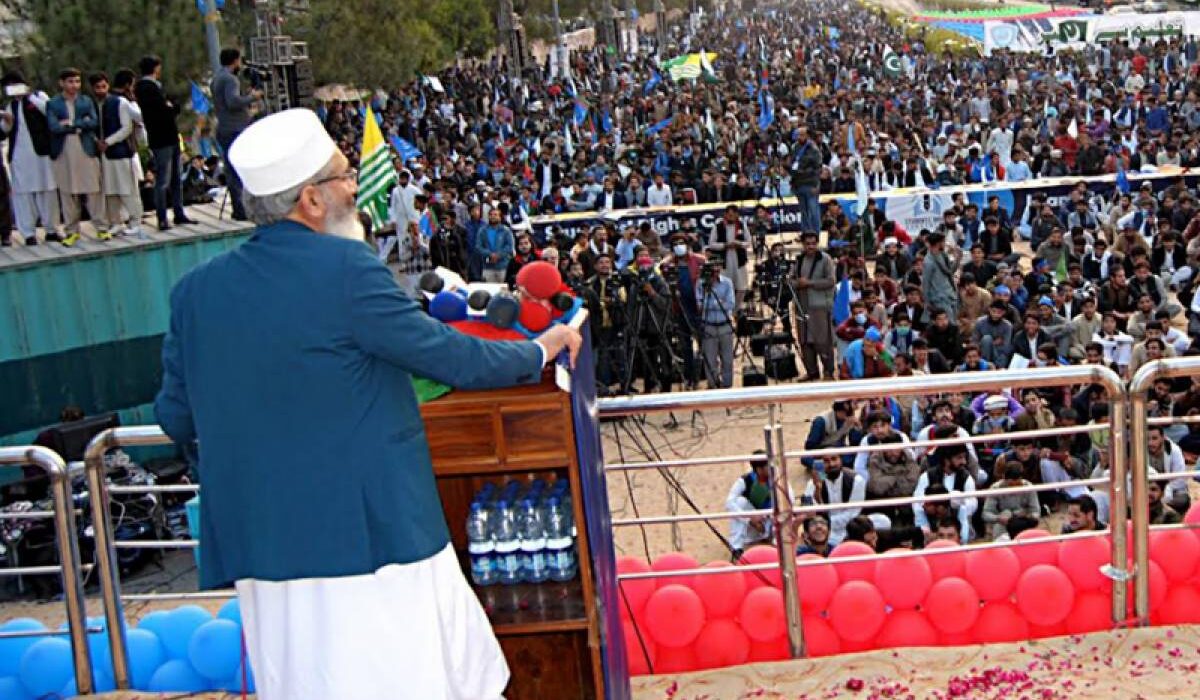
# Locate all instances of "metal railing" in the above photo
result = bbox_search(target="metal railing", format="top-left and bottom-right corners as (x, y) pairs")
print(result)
(600, 365), (1130, 674)
(83, 425), (233, 691)
(0, 446), (93, 694)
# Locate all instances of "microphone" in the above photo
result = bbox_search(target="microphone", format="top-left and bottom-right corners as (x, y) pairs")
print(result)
(549, 292), (575, 312)
(467, 289), (492, 312)
(418, 270), (444, 295)
(485, 292), (520, 329)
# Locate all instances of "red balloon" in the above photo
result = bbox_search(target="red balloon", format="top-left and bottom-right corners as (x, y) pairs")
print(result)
(1016, 565), (1075, 626)
(692, 561), (747, 619)
(828, 581), (887, 642)
(655, 644), (697, 674)
(651, 552), (699, 589)
(840, 636), (878, 654)
(738, 545), (782, 589)
(830, 541), (876, 583)
(1152, 584), (1200, 625)
(874, 552), (933, 610)
(1057, 534), (1110, 592)
(939, 630), (974, 647)
(1065, 590), (1114, 635)
(692, 619), (751, 669)
(622, 621), (657, 676)
(972, 601), (1029, 644)
(1184, 501), (1200, 526)
(740, 587), (787, 642)
(802, 615), (842, 657)
(1028, 621), (1067, 639)
(923, 539), (966, 580)
(1126, 559), (1168, 617)
(964, 547), (1021, 601)
(748, 635), (790, 662)
(1012, 529), (1060, 570)
(924, 577), (981, 634)
(644, 584), (705, 648)
(876, 609), (939, 649)
(796, 554), (839, 614)
(1150, 529), (1200, 583)
(616, 556), (657, 620)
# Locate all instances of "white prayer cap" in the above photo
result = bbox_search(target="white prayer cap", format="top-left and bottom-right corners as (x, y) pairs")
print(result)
(229, 109), (338, 196)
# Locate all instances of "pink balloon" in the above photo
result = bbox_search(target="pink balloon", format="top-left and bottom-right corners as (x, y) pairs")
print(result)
(738, 545), (782, 589)
(876, 609), (939, 649)
(651, 552), (699, 590)
(692, 619), (751, 669)
(1126, 559), (1168, 617)
(924, 577), (980, 634)
(1012, 529), (1060, 570)
(802, 615), (841, 657)
(1152, 584), (1200, 626)
(1057, 534), (1110, 592)
(747, 635), (790, 662)
(1065, 590), (1114, 635)
(828, 580), (887, 642)
(840, 636), (878, 654)
(939, 630), (974, 647)
(655, 644), (697, 674)
(617, 556), (657, 620)
(644, 584), (705, 648)
(972, 601), (1029, 644)
(622, 621), (657, 676)
(874, 552), (933, 610)
(796, 554), (839, 614)
(692, 561), (747, 619)
(830, 541), (876, 583)
(923, 539), (966, 580)
(1028, 621), (1067, 640)
(1150, 529), (1200, 583)
(1016, 565), (1075, 626)
(1184, 501), (1200, 526)
(739, 587), (786, 642)
(964, 547), (1021, 601)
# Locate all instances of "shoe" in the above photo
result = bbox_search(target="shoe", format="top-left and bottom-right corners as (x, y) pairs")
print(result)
(127, 224), (149, 240)
(24, 236), (36, 246)
(157, 219), (171, 232)
(62, 232), (80, 247)
(96, 229), (113, 241)
(231, 212), (248, 222)
(45, 232), (63, 243)
(174, 215), (197, 226)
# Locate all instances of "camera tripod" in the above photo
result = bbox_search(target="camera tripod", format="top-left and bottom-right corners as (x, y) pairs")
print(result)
(698, 275), (760, 390)
(620, 275), (686, 397)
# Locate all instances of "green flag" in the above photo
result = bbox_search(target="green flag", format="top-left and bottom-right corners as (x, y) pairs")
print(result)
(356, 106), (397, 230)
(882, 45), (902, 79)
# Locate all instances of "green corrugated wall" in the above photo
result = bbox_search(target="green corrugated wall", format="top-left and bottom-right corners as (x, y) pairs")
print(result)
(0, 230), (253, 448)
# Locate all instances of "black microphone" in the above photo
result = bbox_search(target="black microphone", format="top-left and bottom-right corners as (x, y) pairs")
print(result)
(485, 293), (520, 328)
(549, 292), (575, 312)
(418, 271), (444, 295)
(467, 289), (492, 312)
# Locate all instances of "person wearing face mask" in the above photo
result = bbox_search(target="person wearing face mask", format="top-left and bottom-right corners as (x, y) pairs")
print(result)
(623, 250), (673, 393)
(660, 233), (707, 388)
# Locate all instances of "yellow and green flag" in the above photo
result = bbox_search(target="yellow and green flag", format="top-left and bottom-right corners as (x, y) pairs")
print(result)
(356, 106), (396, 230)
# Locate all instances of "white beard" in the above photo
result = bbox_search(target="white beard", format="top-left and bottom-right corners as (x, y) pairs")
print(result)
(320, 191), (365, 242)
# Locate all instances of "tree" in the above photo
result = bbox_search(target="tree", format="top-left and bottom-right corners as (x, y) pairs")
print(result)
(428, 0), (494, 58)
(0, 0), (210, 93)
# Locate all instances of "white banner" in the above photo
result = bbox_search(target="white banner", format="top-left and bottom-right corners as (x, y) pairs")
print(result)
(983, 12), (1200, 55)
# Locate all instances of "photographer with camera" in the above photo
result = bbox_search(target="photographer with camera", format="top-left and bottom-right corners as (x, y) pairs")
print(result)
(750, 204), (778, 261)
(585, 253), (628, 395)
(620, 250), (674, 393)
(696, 257), (737, 389)
(660, 232), (708, 389)
(759, 241), (795, 333)
(211, 48), (264, 222)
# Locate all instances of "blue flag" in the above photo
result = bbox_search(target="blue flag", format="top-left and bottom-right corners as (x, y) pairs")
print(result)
(737, 42), (748, 59)
(190, 81), (210, 115)
(1116, 163), (1131, 195)
(757, 80), (774, 130)
(643, 70), (662, 94)
(390, 136), (423, 163)
(600, 110), (613, 133)
(644, 117), (673, 136)
(572, 100), (588, 126)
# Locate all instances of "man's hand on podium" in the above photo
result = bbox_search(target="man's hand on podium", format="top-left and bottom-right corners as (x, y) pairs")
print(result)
(535, 325), (583, 369)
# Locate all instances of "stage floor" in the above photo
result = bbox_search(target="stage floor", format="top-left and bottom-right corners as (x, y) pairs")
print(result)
(632, 625), (1200, 700)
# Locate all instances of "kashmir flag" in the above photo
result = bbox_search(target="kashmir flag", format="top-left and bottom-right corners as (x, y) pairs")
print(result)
(356, 106), (397, 230)
(1055, 249), (1069, 283)
(882, 45), (902, 79)
(663, 52), (718, 81)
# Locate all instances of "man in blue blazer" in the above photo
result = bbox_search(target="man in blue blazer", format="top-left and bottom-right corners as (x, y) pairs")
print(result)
(155, 109), (580, 700)
(46, 67), (107, 245)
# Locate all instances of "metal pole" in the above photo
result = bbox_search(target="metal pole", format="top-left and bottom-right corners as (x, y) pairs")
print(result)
(0, 447), (93, 694)
(655, 0), (667, 58)
(764, 405), (805, 658)
(552, 0), (567, 80)
(204, 0), (222, 76)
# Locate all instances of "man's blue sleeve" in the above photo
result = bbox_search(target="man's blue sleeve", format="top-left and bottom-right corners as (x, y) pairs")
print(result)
(155, 278), (197, 448)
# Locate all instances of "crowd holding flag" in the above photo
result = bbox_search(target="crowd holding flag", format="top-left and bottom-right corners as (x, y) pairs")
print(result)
(357, 106), (398, 230)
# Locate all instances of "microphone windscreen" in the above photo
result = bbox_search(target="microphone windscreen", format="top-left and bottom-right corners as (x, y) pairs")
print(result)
(429, 291), (468, 322)
(518, 300), (552, 333)
(467, 289), (492, 311)
(549, 292), (575, 312)
(418, 271), (444, 294)
(485, 293), (520, 329)
(515, 261), (562, 300)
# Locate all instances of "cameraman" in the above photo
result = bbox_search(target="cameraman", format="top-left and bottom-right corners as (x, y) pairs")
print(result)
(622, 251), (673, 393)
(759, 241), (794, 333)
(660, 232), (707, 389)
(585, 253), (628, 394)
(696, 258), (736, 389)
(750, 204), (778, 260)
(211, 48), (263, 222)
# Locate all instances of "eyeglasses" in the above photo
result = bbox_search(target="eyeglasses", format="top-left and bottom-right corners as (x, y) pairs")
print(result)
(312, 167), (358, 187)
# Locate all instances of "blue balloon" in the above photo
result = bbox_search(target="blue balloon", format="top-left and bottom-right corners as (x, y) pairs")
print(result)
(17, 637), (73, 698)
(159, 606), (213, 660)
(0, 619), (47, 677)
(126, 628), (167, 690)
(216, 598), (242, 626)
(137, 610), (172, 640)
(188, 619), (242, 681)
(0, 676), (32, 700)
(60, 677), (78, 698)
(218, 659), (256, 694)
(148, 659), (210, 693)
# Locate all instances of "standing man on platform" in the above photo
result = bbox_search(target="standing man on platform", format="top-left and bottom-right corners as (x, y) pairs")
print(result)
(92, 71), (146, 239)
(136, 55), (196, 231)
(155, 109), (581, 700)
(0, 71), (59, 246)
(211, 48), (262, 222)
(792, 230), (836, 380)
(47, 67), (107, 246)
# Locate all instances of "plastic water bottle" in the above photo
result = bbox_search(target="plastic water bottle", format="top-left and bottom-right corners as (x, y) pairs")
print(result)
(552, 481), (576, 538)
(517, 498), (548, 583)
(544, 495), (577, 582)
(494, 500), (522, 585)
(466, 502), (497, 586)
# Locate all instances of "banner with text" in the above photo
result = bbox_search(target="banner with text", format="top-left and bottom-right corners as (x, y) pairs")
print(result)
(982, 12), (1200, 55)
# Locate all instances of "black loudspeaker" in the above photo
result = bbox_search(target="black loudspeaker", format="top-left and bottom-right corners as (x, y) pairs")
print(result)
(750, 332), (793, 357)
(742, 367), (768, 387)
(765, 352), (800, 380)
(737, 315), (767, 338)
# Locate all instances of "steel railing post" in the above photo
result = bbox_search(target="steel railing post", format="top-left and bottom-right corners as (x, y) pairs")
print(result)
(764, 404), (805, 658)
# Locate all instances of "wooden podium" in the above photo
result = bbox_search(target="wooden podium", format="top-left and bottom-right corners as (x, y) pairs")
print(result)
(420, 363), (610, 700)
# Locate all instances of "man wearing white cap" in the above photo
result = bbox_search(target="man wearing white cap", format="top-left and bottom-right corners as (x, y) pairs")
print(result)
(155, 108), (582, 700)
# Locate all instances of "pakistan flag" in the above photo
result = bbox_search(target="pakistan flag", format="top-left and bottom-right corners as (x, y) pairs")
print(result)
(882, 45), (902, 78)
